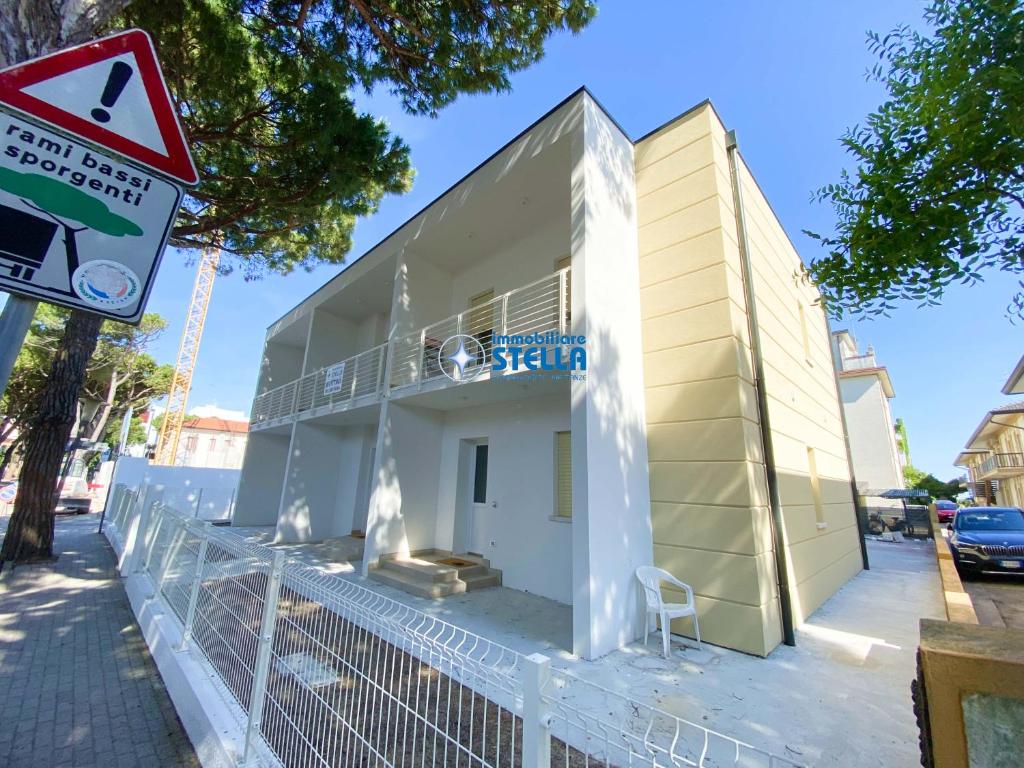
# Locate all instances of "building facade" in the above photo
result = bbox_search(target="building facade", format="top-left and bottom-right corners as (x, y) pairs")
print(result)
(177, 416), (248, 470)
(831, 331), (904, 501)
(232, 90), (862, 659)
(957, 403), (1024, 508)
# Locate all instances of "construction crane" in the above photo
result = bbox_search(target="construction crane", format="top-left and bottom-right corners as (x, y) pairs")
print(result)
(154, 248), (220, 465)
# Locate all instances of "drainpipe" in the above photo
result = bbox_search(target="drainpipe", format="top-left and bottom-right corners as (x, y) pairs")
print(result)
(725, 130), (796, 647)
(826, 322), (871, 571)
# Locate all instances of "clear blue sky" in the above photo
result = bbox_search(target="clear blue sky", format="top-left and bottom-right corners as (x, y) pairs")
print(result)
(80, 1), (1024, 479)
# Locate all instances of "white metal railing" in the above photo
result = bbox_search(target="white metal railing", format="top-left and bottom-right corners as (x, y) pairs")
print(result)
(103, 486), (802, 768)
(389, 268), (570, 391)
(251, 343), (388, 428)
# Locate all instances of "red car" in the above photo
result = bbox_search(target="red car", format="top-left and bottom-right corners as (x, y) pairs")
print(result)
(935, 500), (959, 524)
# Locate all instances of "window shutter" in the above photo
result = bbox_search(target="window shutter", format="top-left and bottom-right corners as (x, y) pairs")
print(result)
(556, 431), (572, 518)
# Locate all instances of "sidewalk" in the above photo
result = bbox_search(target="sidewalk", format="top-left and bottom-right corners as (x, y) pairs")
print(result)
(0, 512), (199, 768)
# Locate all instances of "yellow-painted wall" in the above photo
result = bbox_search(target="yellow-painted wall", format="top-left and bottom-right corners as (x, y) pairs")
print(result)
(635, 103), (861, 656)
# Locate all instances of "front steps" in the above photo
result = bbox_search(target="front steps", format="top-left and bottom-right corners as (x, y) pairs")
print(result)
(369, 550), (501, 598)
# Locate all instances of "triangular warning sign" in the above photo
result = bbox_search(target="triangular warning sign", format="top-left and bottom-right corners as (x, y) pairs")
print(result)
(0, 29), (198, 185)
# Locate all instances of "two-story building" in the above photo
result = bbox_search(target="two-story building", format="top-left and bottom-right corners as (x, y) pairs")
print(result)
(231, 89), (863, 660)
(831, 331), (904, 508)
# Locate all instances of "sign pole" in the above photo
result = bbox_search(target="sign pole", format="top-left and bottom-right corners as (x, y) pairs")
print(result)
(0, 294), (37, 396)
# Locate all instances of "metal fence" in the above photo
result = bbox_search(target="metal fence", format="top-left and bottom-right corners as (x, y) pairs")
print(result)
(104, 487), (800, 768)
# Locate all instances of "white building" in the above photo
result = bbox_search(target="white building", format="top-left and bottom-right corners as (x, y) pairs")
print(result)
(232, 90), (862, 659)
(831, 330), (904, 497)
(177, 416), (248, 469)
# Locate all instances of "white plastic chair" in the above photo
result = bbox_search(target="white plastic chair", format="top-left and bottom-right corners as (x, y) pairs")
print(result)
(636, 566), (701, 658)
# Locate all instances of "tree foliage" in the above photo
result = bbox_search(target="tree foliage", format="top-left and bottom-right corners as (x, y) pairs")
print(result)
(0, 305), (171, 475)
(121, 0), (595, 276)
(903, 463), (963, 501)
(806, 0), (1024, 318)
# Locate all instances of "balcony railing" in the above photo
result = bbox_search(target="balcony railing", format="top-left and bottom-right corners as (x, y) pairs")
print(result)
(389, 267), (570, 390)
(978, 452), (1024, 479)
(249, 268), (570, 429)
(250, 343), (388, 427)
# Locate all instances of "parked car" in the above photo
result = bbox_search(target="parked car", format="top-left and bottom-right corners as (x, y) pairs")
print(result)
(934, 499), (959, 524)
(948, 507), (1024, 578)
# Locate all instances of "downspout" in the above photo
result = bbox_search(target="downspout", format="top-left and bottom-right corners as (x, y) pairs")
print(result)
(826, 323), (871, 570)
(725, 130), (796, 647)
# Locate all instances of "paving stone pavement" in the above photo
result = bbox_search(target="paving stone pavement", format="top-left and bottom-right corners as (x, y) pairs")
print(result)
(0, 512), (200, 768)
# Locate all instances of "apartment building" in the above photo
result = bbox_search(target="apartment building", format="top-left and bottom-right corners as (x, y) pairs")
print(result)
(831, 331), (904, 505)
(956, 356), (1024, 507)
(232, 89), (862, 659)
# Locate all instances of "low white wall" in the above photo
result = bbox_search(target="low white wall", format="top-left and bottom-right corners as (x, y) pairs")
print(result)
(434, 395), (573, 605)
(110, 456), (241, 521)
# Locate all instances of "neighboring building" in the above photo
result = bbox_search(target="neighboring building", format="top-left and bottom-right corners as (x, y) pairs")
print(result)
(177, 416), (248, 469)
(957, 402), (1024, 507)
(831, 331), (905, 505)
(1002, 354), (1024, 395)
(232, 89), (862, 659)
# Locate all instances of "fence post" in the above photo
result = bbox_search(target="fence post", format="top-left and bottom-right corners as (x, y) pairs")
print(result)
(178, 524), (210, 651)
(243, 549), (286, 764)
(522, 653), (552, 768)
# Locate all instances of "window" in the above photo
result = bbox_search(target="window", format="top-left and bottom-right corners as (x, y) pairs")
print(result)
(208, 437), (217, 451)
(184, 435), (197, 453)
(807, 446), (824, 524)
(473, 444), (488, 504)
(468, 288), (495, 359)
(555, 431), (572, 518)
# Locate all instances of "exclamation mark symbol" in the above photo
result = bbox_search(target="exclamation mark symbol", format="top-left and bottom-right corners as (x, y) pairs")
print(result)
(90, 61), (133, 123)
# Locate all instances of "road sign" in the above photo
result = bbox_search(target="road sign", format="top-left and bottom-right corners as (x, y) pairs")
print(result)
(0, 109), (181, 323)
(0, 29), (198, 185)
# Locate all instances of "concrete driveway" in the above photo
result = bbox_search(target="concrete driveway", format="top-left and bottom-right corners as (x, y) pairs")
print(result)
(964, 574), (1024, 629)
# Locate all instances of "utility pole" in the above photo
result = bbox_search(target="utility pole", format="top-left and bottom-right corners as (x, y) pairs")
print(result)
(0, 295), (37, 396)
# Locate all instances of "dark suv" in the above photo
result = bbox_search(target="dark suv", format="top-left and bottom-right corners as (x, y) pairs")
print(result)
(948, 507), (1024, 578)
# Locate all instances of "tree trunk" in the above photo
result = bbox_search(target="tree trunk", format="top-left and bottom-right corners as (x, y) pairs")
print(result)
(0, 1), (133, 68)
(0, 311), (102, 564)
(88, 368), (119, 442)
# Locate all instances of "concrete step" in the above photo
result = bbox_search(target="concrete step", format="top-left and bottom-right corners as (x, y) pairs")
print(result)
(369, 566), (467, 599)
(379, 557), (459, 583)
(460, 571), (501, 591)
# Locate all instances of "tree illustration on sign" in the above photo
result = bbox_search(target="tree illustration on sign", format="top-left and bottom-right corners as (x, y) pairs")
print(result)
(0, 168), (142, 295)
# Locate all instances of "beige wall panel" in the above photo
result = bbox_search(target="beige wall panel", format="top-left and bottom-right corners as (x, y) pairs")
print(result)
(640, 260), (742, 318)
(645, 377), (759, 425)
(654, 544), (777, 607)
(637, 139), (717, 202)
(651, 501), (771, 555)
(649, 460), (766, 508)
(643, 336), (753, 388)
(663, 589), (782, 657)
(769, 428), (850, 478)
(647, 418), (762, 463)
(782, 502), (858, 546)
(776, 471), (855, 509)
(787, 524), (860, 585)
(642, 298), (749, 354)
(639, 196), (732, 256)
(638, 229), (741, 288)
(635, 107), (715, 168)
(790, 549), (863, 624)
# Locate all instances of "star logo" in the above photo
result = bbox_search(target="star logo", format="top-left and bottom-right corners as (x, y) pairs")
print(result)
(437, 334), (487, 383)
(446, 339), (476, 378)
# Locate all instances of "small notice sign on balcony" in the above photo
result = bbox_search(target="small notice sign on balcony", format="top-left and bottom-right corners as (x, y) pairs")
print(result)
(323, 361), (346, 395)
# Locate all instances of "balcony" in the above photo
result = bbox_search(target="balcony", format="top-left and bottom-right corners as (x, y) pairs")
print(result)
(249, 268), (570, 430)
(389, 268), (569, 391)
(251, 343), (388, 428)
(977, 452), (1024, 480)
